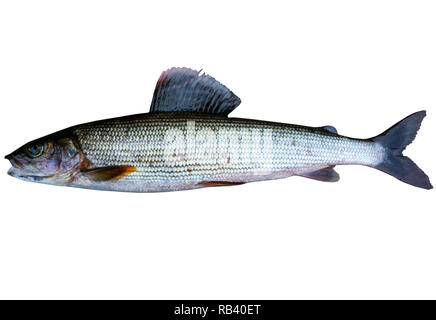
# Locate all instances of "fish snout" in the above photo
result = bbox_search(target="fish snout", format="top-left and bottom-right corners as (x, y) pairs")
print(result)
(5, 154), (24, 169)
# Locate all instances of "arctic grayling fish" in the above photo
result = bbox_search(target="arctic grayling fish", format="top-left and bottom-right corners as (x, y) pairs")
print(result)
(5, 67), (432, 192)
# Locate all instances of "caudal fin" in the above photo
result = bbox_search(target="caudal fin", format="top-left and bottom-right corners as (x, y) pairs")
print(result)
(372, 110), (432, 190)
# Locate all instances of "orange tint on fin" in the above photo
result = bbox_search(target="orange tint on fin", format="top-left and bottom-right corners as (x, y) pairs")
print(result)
(198, 181), (246, 187)
(82, 165), (136, 182)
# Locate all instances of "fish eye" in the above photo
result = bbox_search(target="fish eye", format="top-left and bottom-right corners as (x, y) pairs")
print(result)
(25, 143), (44, 158)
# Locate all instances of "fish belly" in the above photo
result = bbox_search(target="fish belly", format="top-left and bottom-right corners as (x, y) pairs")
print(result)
(73, 114), (384, 192)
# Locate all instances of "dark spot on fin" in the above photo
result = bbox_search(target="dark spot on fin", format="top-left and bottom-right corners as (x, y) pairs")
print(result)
(82, 165), (136, 182)
(149, 67), (241, 116)
(198, 181), (246, 187)
(299, 166), (340, 182)
(320, 125), (337, 134)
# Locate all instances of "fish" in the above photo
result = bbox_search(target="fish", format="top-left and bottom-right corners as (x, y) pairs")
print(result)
(5, 67), (432, 192)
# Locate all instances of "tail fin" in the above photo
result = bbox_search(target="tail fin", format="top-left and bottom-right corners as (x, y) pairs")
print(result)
(372, 110), (432, 190)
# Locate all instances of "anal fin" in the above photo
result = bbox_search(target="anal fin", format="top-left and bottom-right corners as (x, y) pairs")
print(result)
(299, 166), (340, 182)
(81, 165), (136, 182)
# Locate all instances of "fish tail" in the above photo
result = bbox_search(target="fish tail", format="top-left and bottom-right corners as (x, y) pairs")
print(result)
(372, 110), (432, 189)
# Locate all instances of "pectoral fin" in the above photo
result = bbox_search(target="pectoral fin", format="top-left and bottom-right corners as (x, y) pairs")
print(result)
(81, 165), (136, 182)
(299, 166), (340, 182)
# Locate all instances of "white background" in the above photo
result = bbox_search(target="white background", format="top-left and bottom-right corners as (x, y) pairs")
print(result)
(0, 1), (435, 299)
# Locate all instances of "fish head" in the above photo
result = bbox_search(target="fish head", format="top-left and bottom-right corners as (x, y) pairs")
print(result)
(5, 133), (83, 185)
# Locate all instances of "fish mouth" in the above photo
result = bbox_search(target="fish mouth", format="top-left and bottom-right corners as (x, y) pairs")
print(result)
(6, 156), (25, 169)
(5, 154), (35, 179)
(7, 165), (51, 182)
(7, 167), (50, 182)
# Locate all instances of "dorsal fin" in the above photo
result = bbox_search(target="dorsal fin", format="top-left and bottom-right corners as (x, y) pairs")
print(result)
(149, 67), (241, 116)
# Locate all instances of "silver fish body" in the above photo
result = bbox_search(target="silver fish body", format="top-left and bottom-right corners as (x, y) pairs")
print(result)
(67, 112), (384, 192)
(5, 67), (432, 191)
